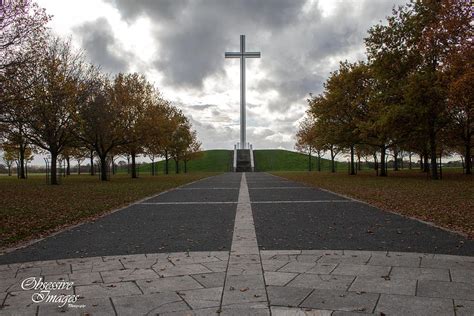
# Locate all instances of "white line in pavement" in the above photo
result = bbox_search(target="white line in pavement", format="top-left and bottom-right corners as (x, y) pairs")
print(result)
(139, 202), (237, 205)
(249, 187), (310, 189)
(176, 188), (239, 190)
(251, 200), (351, 204)
(219, 173), (270, 313)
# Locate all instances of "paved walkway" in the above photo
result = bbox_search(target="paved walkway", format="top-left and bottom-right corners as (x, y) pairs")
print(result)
(1, 173), (473, 315)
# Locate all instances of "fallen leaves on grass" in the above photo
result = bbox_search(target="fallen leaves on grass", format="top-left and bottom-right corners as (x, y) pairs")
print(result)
(274, 170), (473, 238)
(0, 173), (217, 249)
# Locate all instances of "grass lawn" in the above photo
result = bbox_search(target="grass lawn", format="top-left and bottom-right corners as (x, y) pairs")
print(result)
(274, 169), (473, 238)
(0, 173), (217, 249)
(117, 150), (234, 174)
(254, 149), (348, 172)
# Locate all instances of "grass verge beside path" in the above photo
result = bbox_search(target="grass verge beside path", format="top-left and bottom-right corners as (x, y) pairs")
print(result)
(0, 173), (217, 249)
(274, 170), (473, 238)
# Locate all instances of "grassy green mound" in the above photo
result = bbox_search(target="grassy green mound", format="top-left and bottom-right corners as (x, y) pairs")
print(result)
(132, 150), (233, 174)
(254, 149), (347, 172)
(127, 149), (347, 174)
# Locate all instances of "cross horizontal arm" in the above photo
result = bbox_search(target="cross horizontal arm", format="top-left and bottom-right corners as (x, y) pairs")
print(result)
(225, 52), (241, 58)
(243, 52), (261, 58)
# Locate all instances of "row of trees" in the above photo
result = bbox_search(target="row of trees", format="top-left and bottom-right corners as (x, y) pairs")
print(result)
(296, 0), (472, 178)
(0, 0), (201, 184)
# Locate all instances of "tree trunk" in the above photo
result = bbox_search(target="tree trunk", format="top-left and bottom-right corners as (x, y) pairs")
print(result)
(151, 158), (155, 176)
(165, 150), (169, 175)
(18, 144), (26, 179)
(111, 155), (115, 175)
(127, 156), (130, 174)
(357, 153), (361, 171)
(393, 149), (399, 171)
(420, 154), (424, 171)
(409, 152), (412, 170)
(380, 145), (387, 177)
(100, 155), (108, 181)
(66, 157), (70, 176)
(7, 163), (12, 176)
(90, 150), (95, 176)
(175, 158), (180, 174)
(373, 152), (378, 176)
(350, 145), (355, 175)
(184, 160), (187, 173)
(465, 141), (472, 175)
(131, 152), (137, 178)
(50, 152), (58, 185)
(330, 147), (335, 173)
(308, 147), (312, 172)
(429, 130), (438, 179)
(78, 162), (81, 175)
(423, 153), (430, 173)
(317, 153), (321, 172)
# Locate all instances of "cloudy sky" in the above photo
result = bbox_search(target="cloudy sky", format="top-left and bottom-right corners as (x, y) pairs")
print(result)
(37, 0), (405, 154)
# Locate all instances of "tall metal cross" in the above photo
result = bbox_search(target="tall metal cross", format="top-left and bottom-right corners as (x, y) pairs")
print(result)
(225, 35), (260, 150)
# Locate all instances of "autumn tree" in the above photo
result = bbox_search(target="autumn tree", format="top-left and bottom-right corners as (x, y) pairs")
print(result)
(25, 37), (89, 184)
(142, 100), (174, 175)
(112, 73), (154, 179)
(295, 116), (322, 171)
(445, 45), (473, 174)
(183, 130), (202, 173)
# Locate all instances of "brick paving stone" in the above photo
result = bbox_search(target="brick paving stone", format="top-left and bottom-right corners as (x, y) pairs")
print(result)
(454, 299), (474, 316)
(267, 285), (312, 306)
(389, 266), (450, 281)
(220, 305), (270, 315)
(331, 264), (390, 277)
(221, 287), (267, 306)
(225, 274), (265, 290)
(155, 263), (212, 277)
(261, 259), (290, 272)
(417, 280), (474, 300)
(421, 257), (474, 269)
(160, 307), (222, 315)
(120, 258), (159, 269)
(68, 271), (102, 285)
(227, 262), (262, 276)
(278, 261), (317, 273)
(349, 275), (416, 296)
(264, 271), (298, 286)
(375, 294), (454, 316)
(178, 287), (222, 309)
(300, 289), (379, 313)
(270, 306), (332, 316)
(136, 275), (203, 294)
(450, 268), (474, 283)
(306, 263), (337, 275)
(318, 254), (371, 265)
(367, 253), (421, 267)
(201, 260), (228, 273)
(287, 274), (355, 291)
(112, 292), (190, 315)
(75, 281), (142, 299)
(100, 268), (159, 283)
(190, 272), (226, 288)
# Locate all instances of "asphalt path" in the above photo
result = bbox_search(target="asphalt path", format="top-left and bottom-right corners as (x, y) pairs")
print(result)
(248, 173), (474, 256)
(2, 172), (473, 265)
(0, 173), (240, 264)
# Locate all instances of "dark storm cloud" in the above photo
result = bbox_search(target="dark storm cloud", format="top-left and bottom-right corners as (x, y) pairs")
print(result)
(107, 0), (306, 88)
(74, 18), (131, 73)
(76, 0), (407, 150)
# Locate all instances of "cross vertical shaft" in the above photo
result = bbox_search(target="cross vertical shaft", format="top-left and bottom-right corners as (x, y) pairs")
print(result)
(225, 35), (260, 149)
(240, 35), (246, 150)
